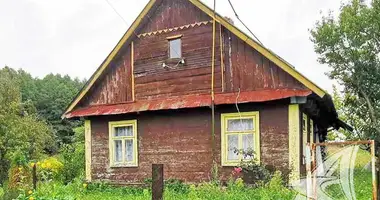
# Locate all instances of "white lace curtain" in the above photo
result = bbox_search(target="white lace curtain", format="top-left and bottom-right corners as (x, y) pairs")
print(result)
(227, 119), (254, 132)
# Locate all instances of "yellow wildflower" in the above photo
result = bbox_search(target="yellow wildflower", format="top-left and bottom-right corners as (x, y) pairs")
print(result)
(29, 162), (35, 168)
(83, 183), (88, 188)
(37, 161), (41, 166)
(29, 197), (35, 200)
(46, 162), (51, 168)
(28, 190), (33, 195)
(18, 167), (22, 171)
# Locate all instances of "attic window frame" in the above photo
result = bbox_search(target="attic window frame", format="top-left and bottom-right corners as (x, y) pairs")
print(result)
(167, 35), (183, 59)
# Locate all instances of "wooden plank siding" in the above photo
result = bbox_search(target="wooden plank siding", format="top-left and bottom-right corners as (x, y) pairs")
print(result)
(134, 23), (222, 100)
(222, 29), (306, 93)
(78, 0), (306, 108)
(89, 101), (290, 183)
(139, 0), (210, 34)
(81, 47), (133, 106)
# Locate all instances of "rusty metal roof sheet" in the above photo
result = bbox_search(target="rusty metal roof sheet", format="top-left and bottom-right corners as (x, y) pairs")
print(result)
(65, 89), (311, 118)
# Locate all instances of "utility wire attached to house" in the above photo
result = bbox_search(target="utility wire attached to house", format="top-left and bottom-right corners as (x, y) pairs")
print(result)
(104, 0), (129, 26)
(227, 0), (264, 46)
(103, 0), (142, 39)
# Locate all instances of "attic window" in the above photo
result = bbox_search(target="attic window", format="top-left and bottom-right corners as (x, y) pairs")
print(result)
(167, 35), (182, 59)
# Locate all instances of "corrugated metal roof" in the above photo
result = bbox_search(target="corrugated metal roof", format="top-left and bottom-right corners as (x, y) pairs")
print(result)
(65, 89), (311, 118)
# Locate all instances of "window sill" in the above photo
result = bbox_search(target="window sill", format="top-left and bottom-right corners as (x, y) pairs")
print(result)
(110, 163), (138, 168)
(221, 162), (240, 167)
(222, 159), (259, 167)
(165, 58), (186, 65)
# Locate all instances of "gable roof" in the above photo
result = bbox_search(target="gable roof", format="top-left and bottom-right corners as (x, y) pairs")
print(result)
(63, 0), (327, 117)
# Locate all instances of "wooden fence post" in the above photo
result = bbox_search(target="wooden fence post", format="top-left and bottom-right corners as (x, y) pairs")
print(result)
(32, 163), (37, 190)
(152, 164), (163, 200)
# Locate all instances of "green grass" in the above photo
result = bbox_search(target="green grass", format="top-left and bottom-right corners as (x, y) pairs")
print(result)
(0, 187), (4, 199)
(13, 174), (297, 200)
(24, 183), (295, 200)
(325, 147), (372, 199)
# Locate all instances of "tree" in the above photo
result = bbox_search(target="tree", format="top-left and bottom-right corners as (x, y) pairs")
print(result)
(329, 85), (369, 141)
(0, 70), (53, 183)
(0, 67), (86, 147)
(310, 0), (380, 142)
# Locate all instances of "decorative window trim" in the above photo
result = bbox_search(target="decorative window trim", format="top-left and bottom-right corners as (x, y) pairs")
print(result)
(221, 112), (260, 166)
(166, 34), (183, 40)
(108, 120), (138, 167)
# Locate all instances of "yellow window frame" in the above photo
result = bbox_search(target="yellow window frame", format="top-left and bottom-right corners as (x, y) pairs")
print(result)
(221, 112), (260, 166)
(109, 120), (138, 167)
(302, 113), (308, 164)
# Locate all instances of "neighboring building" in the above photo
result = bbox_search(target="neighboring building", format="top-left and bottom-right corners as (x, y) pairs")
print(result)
(63, 0), (351, 184)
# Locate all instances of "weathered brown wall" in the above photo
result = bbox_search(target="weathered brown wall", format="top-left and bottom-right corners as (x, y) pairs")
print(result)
(134, 23), (222, 100)
(222, 29), (306, 92)
(81, 47), (133, 106)
(90, 101), (289, 183)
(78, 0), (307, 108)
(139, 0), (210, 33)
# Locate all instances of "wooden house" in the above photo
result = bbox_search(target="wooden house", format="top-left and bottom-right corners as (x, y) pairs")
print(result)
(63, 0), (351, 183)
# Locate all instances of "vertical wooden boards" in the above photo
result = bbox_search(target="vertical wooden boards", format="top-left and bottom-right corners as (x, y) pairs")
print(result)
(85, 120), (92, 182)
(223, 30), (307, 93)
(289, 104), (300, 182)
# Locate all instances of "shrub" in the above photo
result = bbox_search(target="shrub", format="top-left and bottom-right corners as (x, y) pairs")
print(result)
(4, 151), (33, 199)
(59, 127), (85, 184)
(227, 177), (245, 191)
(36, 157), (63, 182)
(235, 148), (272, 186)
(165, 179), (189, 193)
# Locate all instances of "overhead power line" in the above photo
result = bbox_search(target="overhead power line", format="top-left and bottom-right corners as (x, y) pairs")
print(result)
(227, 0), (264, 46)
(104, 0), (129, 26)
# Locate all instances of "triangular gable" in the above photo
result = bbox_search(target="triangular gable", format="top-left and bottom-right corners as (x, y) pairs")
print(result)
(63, 0), (326, 117)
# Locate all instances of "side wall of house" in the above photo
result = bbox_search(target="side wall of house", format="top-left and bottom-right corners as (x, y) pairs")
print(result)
(89, 101), (289, 183)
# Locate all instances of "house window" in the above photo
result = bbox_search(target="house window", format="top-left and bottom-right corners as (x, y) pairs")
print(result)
(109, 120), (138, 167)
(168, 35), (182, 59)
(302, 114), (308, 164)
(221, 112), (260, 166)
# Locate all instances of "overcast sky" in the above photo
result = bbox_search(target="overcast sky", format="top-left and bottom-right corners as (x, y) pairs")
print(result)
(0, 0), (342, 92)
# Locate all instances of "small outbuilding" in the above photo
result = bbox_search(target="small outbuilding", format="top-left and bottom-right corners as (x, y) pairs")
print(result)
(63, 0), (350, 184)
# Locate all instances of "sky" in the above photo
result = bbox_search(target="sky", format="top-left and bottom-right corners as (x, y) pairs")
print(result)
(0, 0), (342, 92)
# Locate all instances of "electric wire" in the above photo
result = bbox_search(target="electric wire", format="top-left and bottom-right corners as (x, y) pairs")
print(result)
(104, 0), (128, 25)
(227, 0), (264, 46)
(103, 0), (141, 39)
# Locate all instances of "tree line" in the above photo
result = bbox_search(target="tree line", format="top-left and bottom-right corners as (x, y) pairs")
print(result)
(0, 66), (86, 184)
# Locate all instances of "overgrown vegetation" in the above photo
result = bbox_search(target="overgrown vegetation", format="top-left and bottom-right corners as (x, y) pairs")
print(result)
(4, 173), (296, 200)
(0, 66), (86, 198)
